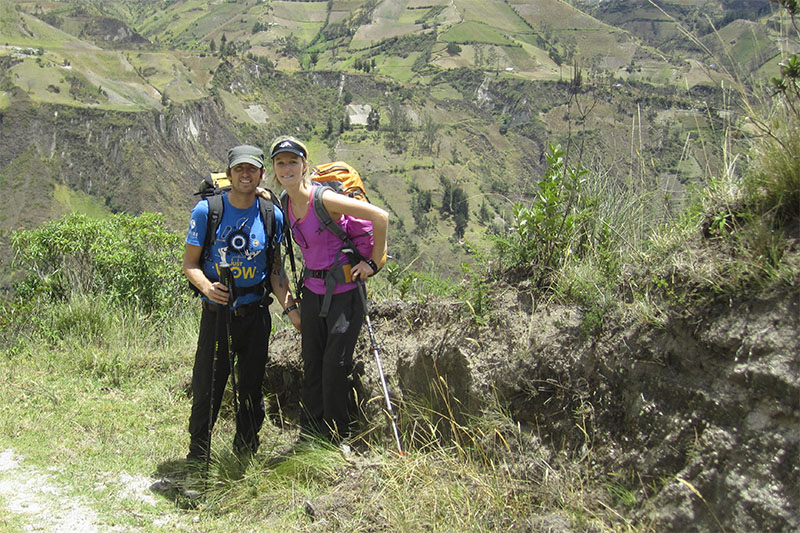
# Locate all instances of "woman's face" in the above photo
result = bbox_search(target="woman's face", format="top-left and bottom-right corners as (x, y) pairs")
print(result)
(272, 152), (306, 188)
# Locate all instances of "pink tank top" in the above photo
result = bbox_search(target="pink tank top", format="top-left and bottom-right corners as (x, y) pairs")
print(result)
(288, 189), (359, 295)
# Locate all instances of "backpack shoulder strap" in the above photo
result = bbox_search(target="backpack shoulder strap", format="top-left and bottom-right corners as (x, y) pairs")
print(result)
(203, 195), (224, 261)
(253, 194), (278, 297)
(279, 190), (289, 216)
(257, 195), (275, 242)
(312, 184), (352, 245)
(278, 189), (302, 300)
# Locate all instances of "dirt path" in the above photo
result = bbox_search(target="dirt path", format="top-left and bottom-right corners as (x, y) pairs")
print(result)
(0, 448), (101, 532)
(0, 449), (174, 532)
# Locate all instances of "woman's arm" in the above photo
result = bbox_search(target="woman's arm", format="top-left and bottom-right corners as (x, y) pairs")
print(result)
(321, 190), (389, 279)
(268, 245), (301, 331)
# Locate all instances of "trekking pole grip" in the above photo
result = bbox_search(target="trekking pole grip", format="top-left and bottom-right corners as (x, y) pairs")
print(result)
(219, 263), (232, 288)
(218, 263), (232, 304)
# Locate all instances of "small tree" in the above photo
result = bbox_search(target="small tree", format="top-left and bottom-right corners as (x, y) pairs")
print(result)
(386, 97), (410, 144)
(492, 144), (589, 287)
(452, 187), (469, 239)
(366, 108), (380, 131)
(439, 175), (454, 216)
(420, 113), (440, 155)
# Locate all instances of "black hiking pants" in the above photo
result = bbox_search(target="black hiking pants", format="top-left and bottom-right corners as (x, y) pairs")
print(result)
(187, 304), (270, 459)
(299, 287), (364, 442)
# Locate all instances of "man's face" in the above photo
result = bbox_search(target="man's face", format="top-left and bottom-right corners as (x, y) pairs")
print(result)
(229, 162), (263, 194)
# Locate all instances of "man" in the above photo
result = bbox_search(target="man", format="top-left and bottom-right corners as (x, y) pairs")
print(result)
(182, 144), (300, 463)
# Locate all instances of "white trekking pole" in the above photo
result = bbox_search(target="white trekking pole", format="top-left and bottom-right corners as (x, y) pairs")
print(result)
(357, 281), (403, 456)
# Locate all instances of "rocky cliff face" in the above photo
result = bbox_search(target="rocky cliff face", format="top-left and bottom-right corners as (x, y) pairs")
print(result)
(267, 282), (800, 531)
(0, 96), (238, 229)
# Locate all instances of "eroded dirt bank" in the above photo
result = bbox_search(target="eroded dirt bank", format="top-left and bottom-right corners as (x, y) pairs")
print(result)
(267, 284), (800, 531)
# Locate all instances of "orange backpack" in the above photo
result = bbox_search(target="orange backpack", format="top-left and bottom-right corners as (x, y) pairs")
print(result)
(309, 161), (369, 201)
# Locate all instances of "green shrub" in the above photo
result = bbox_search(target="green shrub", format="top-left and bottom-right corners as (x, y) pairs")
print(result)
(754, 53), (800, 224)
(10, 211), (186, 315)
(491, 144), (588, 287)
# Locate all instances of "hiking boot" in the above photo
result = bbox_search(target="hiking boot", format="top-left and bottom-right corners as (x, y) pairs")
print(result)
(233, 433), (258, 461)
(185, 450), (208, 464)
(187, 440), (210, 463)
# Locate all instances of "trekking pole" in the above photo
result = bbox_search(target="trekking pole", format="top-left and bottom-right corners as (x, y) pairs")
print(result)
(357, 281), (403, 456)
(207, 313), (222, 476)
(206, 263), (232, 476)
(221, 266), (239, 417)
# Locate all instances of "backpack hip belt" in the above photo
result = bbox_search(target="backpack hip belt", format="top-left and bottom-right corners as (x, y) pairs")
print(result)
(231, 280), (268, 300)
(301, 263), (351, 318)
(202, 300), (263, 317)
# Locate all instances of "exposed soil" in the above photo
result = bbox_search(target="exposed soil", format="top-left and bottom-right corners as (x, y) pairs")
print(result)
(267, 282), (800, 531)
(0, 449), (102, 532)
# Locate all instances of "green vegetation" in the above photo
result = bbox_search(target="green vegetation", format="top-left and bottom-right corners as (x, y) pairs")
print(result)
(0, 209), (627, 531)
(52, 183), (110, 217)
(0, 292), (625, 530)
(10, 212), (186, 316)
(441, 21), (516, 46)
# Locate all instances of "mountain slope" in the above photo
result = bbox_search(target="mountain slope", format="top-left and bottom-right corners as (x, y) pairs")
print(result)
(1, 0), (795, 281)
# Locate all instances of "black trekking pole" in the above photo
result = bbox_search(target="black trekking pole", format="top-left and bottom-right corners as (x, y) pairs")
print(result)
(206, 263), (232, 476)
(223, 267), (239, 418)
(357, 281), (403, 456)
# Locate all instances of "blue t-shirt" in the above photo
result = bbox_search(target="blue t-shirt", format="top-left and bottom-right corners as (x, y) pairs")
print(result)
(186, 195), (284, 307)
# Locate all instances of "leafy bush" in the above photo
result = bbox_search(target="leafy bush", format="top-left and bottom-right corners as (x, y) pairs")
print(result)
(492, 144), (589, 287)
(756, 53), (800, 224)
(10, 211), (186, 315)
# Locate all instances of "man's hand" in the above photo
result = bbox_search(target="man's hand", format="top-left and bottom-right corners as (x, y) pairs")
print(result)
(204, 282), (230, 305)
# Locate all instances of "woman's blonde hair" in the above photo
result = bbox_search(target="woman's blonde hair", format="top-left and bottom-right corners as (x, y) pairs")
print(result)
(268, 135), (310, 189)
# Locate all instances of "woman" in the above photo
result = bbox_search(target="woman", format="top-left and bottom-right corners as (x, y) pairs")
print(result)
(268, 135), (389, 442)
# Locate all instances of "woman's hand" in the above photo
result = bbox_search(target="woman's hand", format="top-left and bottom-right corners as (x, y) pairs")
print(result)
(255, 187), (271, 200)
(282, 302), (302, 331)
(351, 260), (376, 282)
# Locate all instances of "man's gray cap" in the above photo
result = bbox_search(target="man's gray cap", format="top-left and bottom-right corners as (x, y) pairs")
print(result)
(228, 145), (265, 169)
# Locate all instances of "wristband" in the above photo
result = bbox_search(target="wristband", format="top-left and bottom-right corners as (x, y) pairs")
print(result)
(282, 303), (298, 316)
(365, 259), (379, 275)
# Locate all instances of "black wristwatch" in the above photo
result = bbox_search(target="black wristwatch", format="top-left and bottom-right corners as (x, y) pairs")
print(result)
(365, 258), (379, 275)
(282, 303), (298, 316)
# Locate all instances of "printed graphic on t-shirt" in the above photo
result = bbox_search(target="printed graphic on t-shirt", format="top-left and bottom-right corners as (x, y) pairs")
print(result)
(214, 213), (265, 284)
